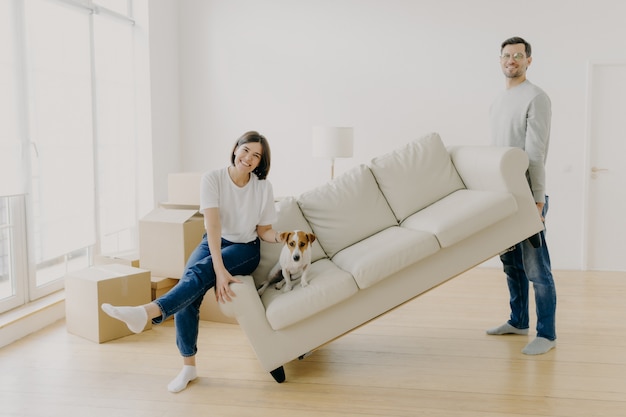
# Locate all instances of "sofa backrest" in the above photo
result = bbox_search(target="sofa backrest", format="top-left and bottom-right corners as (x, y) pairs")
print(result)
(297, 164), (397, 258)
(369, 132), (466, 222)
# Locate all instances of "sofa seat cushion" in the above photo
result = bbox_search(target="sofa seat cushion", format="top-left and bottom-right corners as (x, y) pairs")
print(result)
(369, 132), (466, 222)
(401, 190), (518, 248)
(332, 226), (440, 289)
(298, 164), (398, 258)
(262, 259), (358, 330)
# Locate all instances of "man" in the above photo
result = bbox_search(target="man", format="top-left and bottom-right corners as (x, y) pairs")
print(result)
(487, 36), (557, 355)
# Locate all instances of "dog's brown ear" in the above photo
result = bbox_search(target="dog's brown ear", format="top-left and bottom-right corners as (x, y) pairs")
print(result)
(307, 233), (316, 243)
(279, 231), (291, 242)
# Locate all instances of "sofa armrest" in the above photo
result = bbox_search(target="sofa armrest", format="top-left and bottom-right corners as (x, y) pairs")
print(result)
(219, 275), (265, 321)
(448, 145), (530, 195)
(218, 275), (285, 371)
(449, 145), (543, 242)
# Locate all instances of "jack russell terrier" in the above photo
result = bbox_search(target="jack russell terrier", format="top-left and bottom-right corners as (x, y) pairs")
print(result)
(257, 230), (316, 295)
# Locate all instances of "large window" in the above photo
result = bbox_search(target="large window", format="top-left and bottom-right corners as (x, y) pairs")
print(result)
(93, 15), (140, 254)
(0, 197), (27, 312)
(0, 0), (151, 313)
(25, 0), (96, 296)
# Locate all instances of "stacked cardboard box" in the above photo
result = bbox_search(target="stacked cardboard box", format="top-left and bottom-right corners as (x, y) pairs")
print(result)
(139, 207), (205, 278)
(151, 276), (179, 300)
(65, 264), (151, 343)
(94, 250), (140, 268)
(163, 172), (202, 208)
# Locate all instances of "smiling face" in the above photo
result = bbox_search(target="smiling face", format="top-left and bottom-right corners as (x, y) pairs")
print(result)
(230, 132), (271, 179)
(232, 142), (263, 175)
(500, 43), (532, 83)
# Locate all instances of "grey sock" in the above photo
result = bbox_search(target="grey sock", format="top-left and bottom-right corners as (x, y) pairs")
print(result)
(522, 337), (556, 355)
(486, 322), (529, 335)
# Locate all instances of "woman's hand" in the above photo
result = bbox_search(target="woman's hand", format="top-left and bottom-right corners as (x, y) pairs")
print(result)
(257, 224), (280, 243)
(214, 269), (242, 303)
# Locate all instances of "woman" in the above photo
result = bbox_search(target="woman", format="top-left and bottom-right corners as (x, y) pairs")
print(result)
(102, 131), (280, 392)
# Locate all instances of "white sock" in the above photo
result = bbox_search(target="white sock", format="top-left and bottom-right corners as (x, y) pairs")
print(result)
(522, 337), (556, 355)
(167, 365), (197, 393)
(101, 303), (147, 334)
(486, 322), (529, 335)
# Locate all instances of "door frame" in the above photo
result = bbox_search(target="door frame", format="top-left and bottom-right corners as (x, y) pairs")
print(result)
(582, 60), (626, 270)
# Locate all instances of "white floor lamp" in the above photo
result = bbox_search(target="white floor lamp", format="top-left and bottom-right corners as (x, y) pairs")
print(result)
(312, 126), (354, 179)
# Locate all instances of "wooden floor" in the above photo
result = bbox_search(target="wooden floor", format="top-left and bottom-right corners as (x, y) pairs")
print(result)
(1, 268), (625, 417)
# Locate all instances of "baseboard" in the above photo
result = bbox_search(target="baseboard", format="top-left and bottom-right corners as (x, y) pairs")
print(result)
(0, 291), (66, 349)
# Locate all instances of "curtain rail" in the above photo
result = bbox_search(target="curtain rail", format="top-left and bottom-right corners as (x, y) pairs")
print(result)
(50, 0), (135, 25)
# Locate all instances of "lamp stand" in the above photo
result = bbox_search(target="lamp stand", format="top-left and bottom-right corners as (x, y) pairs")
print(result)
(311, 126), (354, 181)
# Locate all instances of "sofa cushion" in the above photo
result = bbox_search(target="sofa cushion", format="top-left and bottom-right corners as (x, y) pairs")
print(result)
(331, 226), (440, 289)
(401, 189), (518, 248)
(369, 132), (466, 222)
(262, 259), (359, 330)
(297, 164), (397, 258)
(252, 197), (326, 288)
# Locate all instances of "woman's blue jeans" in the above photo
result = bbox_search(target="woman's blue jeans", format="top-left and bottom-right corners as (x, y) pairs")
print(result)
(153, 235), (261, 357)
(499, 196), (556, 341)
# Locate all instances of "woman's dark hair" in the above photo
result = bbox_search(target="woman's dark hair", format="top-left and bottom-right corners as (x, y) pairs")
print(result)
(501, 36), (532, 58)
(230, 131), (271, 180)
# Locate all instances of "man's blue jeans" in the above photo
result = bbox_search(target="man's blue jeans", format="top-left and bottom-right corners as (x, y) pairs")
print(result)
(499, 197), (556, 341)
(153, 235), (261, 356)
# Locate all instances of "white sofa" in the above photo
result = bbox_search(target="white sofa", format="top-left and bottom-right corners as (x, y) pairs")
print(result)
(219, 132), (543, 383)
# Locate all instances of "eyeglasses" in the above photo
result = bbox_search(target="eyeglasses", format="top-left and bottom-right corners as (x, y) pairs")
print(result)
(500, 52), (526, 61)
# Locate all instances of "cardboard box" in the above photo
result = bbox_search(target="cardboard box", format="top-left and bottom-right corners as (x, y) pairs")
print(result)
(163, 172), (202, 208)
(65, 264), (151, 343)
(94, 250), (140, 268)
(151, 276), (179, 300)
(150, 276), (178, 321)
(139, 208), (205, 278)
(199, 288), (238, 324)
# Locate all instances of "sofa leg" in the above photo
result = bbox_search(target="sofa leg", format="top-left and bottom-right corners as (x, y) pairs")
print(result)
(270, 366), (286, 383)
(298, 351), (313, 360)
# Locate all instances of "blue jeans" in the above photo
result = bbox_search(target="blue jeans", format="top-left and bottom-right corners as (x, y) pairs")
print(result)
(499, 197), (556, 341)
(153, 235), (261, 357)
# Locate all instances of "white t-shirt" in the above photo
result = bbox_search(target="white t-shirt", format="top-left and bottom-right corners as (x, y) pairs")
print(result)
(200, 167), (276, 243)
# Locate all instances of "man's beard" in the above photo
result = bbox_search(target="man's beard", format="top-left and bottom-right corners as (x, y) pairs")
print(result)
(504, 66), (526, 79)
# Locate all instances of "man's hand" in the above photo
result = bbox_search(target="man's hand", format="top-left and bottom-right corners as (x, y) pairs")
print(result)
(536, 202), (545, 222)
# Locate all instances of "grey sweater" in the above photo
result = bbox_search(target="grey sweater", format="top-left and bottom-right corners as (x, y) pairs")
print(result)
(490, 80), (551, 204)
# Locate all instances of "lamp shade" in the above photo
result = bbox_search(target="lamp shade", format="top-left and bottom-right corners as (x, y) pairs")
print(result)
(312, 126), (354, 159)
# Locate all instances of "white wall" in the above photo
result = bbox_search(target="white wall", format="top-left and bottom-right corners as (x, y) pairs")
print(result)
(151, 0), (626, 270)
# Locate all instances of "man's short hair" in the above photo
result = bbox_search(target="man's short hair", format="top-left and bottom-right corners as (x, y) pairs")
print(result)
(501, 37), (532, 57)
